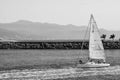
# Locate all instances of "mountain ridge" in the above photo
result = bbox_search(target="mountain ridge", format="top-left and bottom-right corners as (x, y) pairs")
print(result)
(0, 20), (119, 40)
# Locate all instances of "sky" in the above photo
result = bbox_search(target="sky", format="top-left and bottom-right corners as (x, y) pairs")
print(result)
(0, 0), (120, 30)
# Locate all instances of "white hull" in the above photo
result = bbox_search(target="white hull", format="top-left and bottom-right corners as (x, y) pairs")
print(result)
(77, 62), (110, 68)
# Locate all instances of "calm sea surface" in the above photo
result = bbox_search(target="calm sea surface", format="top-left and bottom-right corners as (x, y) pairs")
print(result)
(0, 50), (120, 67)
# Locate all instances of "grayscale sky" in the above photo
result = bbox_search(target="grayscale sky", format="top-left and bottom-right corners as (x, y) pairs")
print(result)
(0, 0), (120, 30)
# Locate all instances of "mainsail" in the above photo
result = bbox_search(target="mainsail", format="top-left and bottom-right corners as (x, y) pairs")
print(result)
(89, 15), (105, 60)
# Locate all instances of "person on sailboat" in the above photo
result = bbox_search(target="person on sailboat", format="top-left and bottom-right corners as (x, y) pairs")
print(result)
(79, 60), (83, 64)
(98, 60), (101, 64)
(89, 59), (93, 62)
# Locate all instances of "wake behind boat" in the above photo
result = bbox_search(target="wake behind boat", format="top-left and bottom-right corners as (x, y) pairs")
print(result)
(77, 14), (110, 68)
(0, 65), (120, 79)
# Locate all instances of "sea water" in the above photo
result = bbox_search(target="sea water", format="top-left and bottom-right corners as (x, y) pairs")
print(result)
(0, 50), (120, 79)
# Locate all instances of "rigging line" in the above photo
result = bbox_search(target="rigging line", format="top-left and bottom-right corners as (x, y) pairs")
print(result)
(78, 17), (91, 60)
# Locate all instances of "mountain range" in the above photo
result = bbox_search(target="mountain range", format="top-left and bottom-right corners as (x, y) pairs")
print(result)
(0, 20), (120, 40)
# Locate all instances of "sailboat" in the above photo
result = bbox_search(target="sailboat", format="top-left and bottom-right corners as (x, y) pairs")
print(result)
(77, 14), (110, 68)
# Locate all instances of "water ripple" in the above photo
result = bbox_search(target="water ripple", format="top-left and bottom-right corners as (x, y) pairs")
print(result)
(0, 65), (120, 79)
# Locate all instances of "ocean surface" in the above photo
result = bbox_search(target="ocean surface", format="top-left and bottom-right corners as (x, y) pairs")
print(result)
(0, 50), (120, 80)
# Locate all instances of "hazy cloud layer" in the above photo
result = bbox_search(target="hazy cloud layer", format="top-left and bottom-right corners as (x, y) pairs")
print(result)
(0, 0), (120, 30)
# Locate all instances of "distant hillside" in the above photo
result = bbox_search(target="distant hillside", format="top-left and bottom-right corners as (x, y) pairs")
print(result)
(0, 20), (120, 40)
(0, 28), (40, 40)
(0, 28), (25, 40)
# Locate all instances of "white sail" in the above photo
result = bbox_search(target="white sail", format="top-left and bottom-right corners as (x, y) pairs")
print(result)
(89, 15), (105, 60)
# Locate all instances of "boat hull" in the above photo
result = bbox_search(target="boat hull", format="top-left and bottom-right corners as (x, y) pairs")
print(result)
(77, 62), (110, 68)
